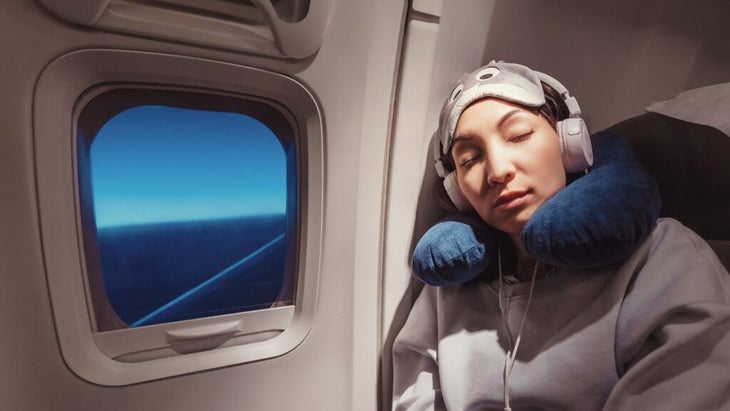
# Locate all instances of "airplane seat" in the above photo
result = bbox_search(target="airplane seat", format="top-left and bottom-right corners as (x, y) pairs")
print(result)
(605, 106), (730, 271)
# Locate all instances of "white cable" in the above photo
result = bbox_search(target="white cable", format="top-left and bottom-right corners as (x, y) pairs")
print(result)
(498, 247), (539, 411)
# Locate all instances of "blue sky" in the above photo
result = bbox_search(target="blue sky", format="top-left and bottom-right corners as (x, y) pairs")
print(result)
(90, 105), (287, 228)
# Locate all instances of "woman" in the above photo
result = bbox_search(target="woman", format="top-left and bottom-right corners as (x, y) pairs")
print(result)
(392, 61), (730, 410)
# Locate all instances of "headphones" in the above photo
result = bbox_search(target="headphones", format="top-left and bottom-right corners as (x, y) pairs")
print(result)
(433, 61), (593, 212)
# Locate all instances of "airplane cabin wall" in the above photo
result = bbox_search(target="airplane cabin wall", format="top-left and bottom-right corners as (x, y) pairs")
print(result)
(0, 0), (406, 410)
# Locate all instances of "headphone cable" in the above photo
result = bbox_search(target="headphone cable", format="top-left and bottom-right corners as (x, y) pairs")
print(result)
(498, 248), (540, 411)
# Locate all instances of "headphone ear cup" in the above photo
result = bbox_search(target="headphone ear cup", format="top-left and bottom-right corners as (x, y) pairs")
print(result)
(443, 172), (472, 212)
(557, 117), (593, 173)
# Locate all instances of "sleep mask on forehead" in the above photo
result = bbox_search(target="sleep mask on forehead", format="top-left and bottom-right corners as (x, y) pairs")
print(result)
(438, 61), (547, 154)
(437, 60), (587, 156)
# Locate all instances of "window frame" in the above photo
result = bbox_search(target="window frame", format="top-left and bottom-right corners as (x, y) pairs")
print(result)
(34, 49), (324, 386)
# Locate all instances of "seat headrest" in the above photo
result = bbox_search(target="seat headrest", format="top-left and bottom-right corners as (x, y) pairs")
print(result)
(605, 112), (730, 241)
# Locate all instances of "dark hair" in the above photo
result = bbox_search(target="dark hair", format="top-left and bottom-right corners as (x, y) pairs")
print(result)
(537, 82), (571, 129)
(434, 81), (570, 213)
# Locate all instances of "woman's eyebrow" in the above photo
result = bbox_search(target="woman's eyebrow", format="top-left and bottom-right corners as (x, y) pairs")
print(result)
(452, 135), (472, 146)
(453, 108), (525, 145)
(497, 109), (522, 128)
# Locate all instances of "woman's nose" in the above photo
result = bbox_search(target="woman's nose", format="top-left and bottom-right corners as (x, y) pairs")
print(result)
(485, 153), (515, 186)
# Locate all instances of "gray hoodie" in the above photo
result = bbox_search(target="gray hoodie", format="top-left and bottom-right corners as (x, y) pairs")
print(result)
(393, 219), (730, 410)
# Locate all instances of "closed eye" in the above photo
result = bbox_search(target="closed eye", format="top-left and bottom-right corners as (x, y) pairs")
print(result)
(509, 131), (534, 143)
(459, 153), (480, 169)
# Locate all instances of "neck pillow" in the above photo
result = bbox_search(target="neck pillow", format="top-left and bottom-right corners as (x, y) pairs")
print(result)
(412, 131), (661, 286)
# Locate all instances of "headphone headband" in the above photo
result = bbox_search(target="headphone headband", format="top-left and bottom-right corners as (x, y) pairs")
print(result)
(535, 71), (582, 119)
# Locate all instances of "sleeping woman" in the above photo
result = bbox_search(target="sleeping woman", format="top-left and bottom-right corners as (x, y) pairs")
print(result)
(392, 61), (730, 410)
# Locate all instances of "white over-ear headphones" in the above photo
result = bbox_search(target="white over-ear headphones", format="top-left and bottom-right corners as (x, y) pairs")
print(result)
(434, 61), (593, 212)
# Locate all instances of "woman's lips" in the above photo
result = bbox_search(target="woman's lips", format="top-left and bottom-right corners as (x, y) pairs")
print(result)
(494, 190), (528, 212)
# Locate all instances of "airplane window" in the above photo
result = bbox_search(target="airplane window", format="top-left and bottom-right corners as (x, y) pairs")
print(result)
(77, 90), (299, 331)
(36, 50), (321, 383)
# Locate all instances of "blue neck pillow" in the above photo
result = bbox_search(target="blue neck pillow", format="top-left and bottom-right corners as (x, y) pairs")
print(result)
(412, 131), (661, 286)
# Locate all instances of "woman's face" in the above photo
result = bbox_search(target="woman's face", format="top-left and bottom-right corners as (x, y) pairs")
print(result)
(452, 98), (566, 237)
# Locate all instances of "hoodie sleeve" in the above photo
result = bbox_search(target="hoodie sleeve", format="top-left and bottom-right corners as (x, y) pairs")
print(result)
(606, 219), (730, 410)
(392, 286), (447, 411)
